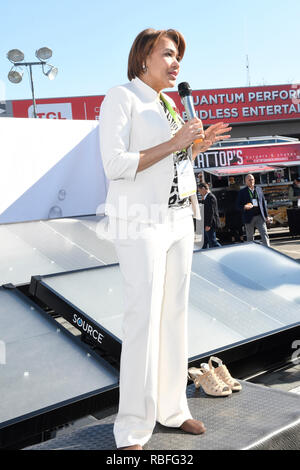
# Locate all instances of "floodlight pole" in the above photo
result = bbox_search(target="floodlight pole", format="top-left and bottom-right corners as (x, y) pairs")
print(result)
(14, 61), (46, 118)
(28, 64), (37, 118)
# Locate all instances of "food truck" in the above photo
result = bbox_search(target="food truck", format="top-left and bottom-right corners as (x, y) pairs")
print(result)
(193, 136), (300, 239)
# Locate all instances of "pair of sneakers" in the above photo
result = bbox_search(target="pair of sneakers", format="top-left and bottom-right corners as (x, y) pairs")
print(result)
(188, 356), (242, 397)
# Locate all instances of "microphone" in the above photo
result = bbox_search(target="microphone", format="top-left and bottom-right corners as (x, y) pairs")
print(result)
(178, 82), (203, 143)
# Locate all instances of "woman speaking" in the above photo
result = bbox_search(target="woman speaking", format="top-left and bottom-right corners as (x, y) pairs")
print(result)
(100, 28), (231, 450)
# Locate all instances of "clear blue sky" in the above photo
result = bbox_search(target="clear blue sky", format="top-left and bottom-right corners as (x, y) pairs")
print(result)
(1, 0), (299, 101)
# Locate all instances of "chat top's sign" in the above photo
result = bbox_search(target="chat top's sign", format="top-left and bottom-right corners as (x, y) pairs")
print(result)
(194, 142), (300, 170)
(10, 83), (300, 125)
(167, 83), (300, 125)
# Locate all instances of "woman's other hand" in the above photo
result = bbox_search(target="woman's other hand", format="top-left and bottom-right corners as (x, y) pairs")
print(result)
(192, 122), (232, 158)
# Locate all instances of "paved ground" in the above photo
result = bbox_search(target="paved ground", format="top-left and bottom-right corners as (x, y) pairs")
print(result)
(269, 232), (300, 263)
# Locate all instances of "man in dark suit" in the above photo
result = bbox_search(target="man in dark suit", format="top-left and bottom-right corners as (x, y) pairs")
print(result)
(236, 173), (271, 246)
(199, 183), (221, 249)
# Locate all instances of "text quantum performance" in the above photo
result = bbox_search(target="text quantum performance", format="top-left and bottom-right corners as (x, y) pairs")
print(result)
(181, 88), (300, 121)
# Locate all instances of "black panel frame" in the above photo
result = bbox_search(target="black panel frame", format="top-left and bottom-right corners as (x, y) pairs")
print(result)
(188, 322), (300, 380)
(29, 263), (122, 362)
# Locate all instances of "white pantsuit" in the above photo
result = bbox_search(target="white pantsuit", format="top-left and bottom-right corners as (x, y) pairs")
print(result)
(111, 208), (194, 447)
(99, 77), (199, 448)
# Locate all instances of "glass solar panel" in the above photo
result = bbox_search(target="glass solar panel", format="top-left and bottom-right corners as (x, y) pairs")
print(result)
(0, 288), (118, 425)
(35, 243), (300, 360)
(43, 265), (125, 341)
(0, 216), (118, 286)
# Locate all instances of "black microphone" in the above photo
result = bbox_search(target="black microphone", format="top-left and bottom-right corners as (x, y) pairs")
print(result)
(178, 82), (203, 142)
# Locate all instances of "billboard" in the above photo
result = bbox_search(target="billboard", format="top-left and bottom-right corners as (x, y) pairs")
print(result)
(194, 141), (300, 170)
(8, 83), (300, 126)
(169, 84), (300, 125)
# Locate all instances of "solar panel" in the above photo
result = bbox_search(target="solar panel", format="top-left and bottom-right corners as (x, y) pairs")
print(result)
(189, 243), (300, 356)
(29, 243), (300, 361)
(0, 287), (118, 427)
(0, 216), (118, 286)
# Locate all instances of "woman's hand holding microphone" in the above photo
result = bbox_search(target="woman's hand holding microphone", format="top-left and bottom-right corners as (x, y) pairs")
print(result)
(171, 117), (205, 152)
(138, 119), (231, 173)
(171, 118), (232, 159)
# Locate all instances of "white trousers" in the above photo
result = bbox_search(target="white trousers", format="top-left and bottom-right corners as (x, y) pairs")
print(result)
(111, 207), (194, 448)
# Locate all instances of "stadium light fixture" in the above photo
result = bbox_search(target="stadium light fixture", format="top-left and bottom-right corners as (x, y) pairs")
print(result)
(7, 49), (25, 64)
(6, 47), (58, 118)
(8, 67), (23, 84)
(42, 63), (58, 81)
(35, 47), (53, 61)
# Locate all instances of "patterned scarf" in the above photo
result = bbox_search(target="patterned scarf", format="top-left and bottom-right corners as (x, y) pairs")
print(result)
(159, 97), (191, 209)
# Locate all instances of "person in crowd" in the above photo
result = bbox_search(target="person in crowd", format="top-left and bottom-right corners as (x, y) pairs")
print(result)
(288, 176), (300, 207)
(99, 28), (231, 450)
(236, 173), (271, 247)
(225, 177), (244, 243)
(198, 182), (221, 248)
(228, 176), (240, 191)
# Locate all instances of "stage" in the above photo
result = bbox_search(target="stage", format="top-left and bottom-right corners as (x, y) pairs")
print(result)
(25, 380), (300, 450)
(0, 216), (300, 450)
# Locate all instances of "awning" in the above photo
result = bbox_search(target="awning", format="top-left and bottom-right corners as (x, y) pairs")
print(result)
(272, 161), (300, 167)
(202, 164), (282, 177)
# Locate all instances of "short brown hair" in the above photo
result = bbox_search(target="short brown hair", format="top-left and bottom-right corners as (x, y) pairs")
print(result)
(199, 183), (209, 190)
(128, 28), (186, 81)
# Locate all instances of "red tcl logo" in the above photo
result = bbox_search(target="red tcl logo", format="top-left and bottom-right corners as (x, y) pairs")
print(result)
(28, 103), (73, 119)
(37, 111), (66, 119)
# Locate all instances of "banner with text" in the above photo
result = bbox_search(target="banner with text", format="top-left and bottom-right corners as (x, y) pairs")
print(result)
(169, 84), (300, 125)
(10, 83), (300, 125)
(194, 141), (300, 170)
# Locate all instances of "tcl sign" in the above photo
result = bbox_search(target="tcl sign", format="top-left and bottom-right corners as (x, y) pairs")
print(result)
(12, 96), (103, 120)
(27, 102), (73, 119)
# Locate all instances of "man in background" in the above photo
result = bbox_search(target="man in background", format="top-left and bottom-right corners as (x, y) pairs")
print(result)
(288, 176), (300, 207)
(236, 173), (271, 247)
(226, 177), (244, 243)
(199, 183), (221, 249)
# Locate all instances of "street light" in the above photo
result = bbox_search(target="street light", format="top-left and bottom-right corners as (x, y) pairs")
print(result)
(6, 47), (58, 118)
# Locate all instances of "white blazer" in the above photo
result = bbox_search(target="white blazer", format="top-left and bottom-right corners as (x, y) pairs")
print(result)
(99, 76), (200, 223)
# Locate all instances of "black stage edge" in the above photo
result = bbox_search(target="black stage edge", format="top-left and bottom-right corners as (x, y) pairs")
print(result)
(0, 385), (119, 450)
(29, 271), (122, 363)
(0, 285), (119, 450)
(188, 323), (300, 381)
